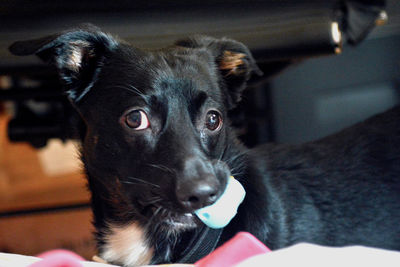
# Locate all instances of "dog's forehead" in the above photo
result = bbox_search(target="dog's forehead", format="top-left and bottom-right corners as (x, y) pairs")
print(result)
(103, 46), (220, 102)
(147, 48), (218, 90)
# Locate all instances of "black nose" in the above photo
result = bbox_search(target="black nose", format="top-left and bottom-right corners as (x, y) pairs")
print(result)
(176, 157), (221, 211)
(176, 177), (219, 210)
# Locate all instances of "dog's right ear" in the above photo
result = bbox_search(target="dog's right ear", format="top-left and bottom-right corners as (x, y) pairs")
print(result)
(175, 36), (262, 109)
(9, 24), (119, 104)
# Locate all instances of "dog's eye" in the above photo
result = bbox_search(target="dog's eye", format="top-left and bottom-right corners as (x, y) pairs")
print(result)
(125, 110), (150, 130)
(205, 110), (222, 131)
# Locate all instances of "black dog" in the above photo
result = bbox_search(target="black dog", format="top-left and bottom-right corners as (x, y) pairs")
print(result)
(10, 24), (400, 266)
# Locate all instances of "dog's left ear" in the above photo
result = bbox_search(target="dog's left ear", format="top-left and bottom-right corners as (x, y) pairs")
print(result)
(9, 24), (119, 104)
(176, 36), (263, 107)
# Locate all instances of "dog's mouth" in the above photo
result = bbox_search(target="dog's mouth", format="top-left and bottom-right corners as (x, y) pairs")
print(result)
(164, 212), (198, 229)
(139, 202), (200, 231)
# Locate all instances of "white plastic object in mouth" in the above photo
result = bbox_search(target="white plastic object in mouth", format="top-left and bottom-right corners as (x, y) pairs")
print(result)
(194, 176), (246, 229)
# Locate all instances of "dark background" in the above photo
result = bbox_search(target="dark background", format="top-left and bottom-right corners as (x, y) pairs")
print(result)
(0, 0), (399, 146)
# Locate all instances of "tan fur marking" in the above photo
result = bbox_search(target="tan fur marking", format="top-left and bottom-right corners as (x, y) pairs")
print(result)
(101, 223), (154, 266)
(219, 51), (246, 76)
(67, 46), (83, 72)
(92, 255), (108, 264)
(66, 41), (92, 72)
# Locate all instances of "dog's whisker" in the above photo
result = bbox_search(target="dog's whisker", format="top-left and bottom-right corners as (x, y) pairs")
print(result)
(146, 163), (176, 174)
(224, 152), (247, 170)
(126, 176), (160, 188)
(117, 84), (143, 94)
(230, 172), (244, 178)
(144, 197), (163, 206)
(230, 166), (245, 176)
(153, 206), (163, 217)
(111, 85), (146, 98)
(120, 181), (146, 186)
(145, 206), (163, 230)
(218, 145), (228, 162)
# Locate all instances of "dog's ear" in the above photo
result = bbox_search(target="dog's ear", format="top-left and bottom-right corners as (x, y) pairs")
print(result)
(9, 24), (119, 104)
(175, 36), (262, 107)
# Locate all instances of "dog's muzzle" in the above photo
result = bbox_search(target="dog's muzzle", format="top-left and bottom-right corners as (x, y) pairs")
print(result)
(175, 157), (228, 212)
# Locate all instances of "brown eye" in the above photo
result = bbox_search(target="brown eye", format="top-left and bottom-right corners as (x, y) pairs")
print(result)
(205, 110), (222, 131)
(125, 110), (150, 130)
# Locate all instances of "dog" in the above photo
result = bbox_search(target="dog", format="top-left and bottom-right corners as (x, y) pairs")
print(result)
(10, 24), (400, 266)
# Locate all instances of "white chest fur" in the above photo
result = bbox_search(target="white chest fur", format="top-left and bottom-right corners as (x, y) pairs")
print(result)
(100, 223), (154, 266)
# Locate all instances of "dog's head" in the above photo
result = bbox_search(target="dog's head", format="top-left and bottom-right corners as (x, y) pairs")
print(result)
(10, 24), (260, 233)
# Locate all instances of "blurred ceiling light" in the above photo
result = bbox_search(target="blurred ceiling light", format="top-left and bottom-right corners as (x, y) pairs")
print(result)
(331, 22), (342, 54)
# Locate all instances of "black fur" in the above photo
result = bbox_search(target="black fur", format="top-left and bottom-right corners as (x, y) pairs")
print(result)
(10, 24), (400, 265)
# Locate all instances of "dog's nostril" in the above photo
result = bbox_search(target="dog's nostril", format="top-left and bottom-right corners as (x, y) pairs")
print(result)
(187, 192), (216, 205)
(188, 196), (200, 203)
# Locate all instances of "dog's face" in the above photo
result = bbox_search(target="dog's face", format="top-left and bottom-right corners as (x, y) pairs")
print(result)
(81, 44), (236, 230)
(10, 25), (260, 233)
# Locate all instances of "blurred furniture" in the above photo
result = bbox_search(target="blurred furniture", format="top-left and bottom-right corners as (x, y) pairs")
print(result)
(0, 113), (94, 258)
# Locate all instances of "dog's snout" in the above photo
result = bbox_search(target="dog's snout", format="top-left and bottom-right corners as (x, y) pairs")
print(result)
(176, 178), (219, 210)
(176, 157), (221, 211)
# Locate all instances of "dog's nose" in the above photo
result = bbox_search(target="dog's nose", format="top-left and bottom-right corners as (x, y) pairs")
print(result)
(176, 157), (220, 211)
(176, 177), (219, 211)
